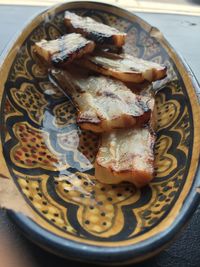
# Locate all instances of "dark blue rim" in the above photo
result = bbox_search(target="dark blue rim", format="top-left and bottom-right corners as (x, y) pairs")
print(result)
(1, 1), (200, 265)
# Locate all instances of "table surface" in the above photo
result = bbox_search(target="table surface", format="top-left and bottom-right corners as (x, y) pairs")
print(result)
(0, 4), (200, 267)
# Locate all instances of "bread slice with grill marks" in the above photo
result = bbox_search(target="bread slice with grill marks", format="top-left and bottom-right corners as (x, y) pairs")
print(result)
(64, 11), (126, 47)
(95, 127), (155, 187)
(77, 51), (167, 83)
(50, 68), (153, 133)
(34, 33), (95, 67)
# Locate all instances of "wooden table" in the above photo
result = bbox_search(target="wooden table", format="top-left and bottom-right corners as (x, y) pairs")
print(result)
(0, 5), (200, 267)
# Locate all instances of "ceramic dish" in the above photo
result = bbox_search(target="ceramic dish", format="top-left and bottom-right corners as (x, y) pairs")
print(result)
(0, 1), (200, 265)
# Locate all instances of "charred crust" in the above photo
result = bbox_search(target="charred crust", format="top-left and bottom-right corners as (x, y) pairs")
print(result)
(64, 15), (126, 46)
(100, 91), (120, 99)
(51, 41), (94, 67)
(152, 66), (167, 81)
(87, 32), (115, 45)
(77, 114), (101, 125)
(135, 109), (151, 125)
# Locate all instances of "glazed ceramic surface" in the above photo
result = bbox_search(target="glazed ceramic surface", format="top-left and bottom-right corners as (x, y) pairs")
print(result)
(0, 1), (200, 264)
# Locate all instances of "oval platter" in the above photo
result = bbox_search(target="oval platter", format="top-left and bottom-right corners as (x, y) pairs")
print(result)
(0, 1), (200, 265)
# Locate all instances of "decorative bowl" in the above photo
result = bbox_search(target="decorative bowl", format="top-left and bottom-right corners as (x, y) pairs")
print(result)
(0, 1), (200, 265)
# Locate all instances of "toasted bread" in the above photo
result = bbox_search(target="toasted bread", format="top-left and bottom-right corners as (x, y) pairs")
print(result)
(64, 11), (126, 47)
(50, 68), (153, 133)
(77, 51), (167, 83)
(34, 33), (95, 67)
(95, 127), (155, 187)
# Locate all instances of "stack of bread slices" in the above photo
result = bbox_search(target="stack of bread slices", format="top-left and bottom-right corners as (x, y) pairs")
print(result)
(34, 11), (167, 187)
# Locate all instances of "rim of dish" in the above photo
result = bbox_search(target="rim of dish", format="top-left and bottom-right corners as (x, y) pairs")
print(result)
(1, 1), (200, 264)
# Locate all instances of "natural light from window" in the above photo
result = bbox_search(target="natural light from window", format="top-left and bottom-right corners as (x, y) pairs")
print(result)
(0, 0), (199, 16)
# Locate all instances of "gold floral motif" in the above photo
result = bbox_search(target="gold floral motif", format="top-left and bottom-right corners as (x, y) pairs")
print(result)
(173, 109), (190, 154)
(124, 26), (140, 56)
(53, 101), (76, 127)
(30, 26), (47, 42)
(32, 63), (48, 78)
(4, 96), (22, 120)
(155, 135), (177, 177)
(39, 81), (65, 98)
(130, 167), (185, 237)
(14, 170), (76, 234)
(48, 24), (62, 39)
(11, 83), (47, 125)
(156, 93), (181, 130)
(54, 172), (140, 237)
(11, 122), (70, 171)
(140, 31), (161, 59)
(102, 13), (129, 32)
(10, 44), (32, 82)
(52, 14), (64, 30)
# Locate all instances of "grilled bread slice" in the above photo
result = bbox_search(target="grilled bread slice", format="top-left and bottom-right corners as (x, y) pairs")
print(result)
(64, 11), (126, 47)
(95, 127), (155, 187)
(77, 51), (167, 83)
(34, 33), (95, 67)
(50, 69), (153, 133)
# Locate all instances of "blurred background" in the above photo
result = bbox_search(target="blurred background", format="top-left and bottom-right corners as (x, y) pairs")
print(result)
(0, 0), (199, 15)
